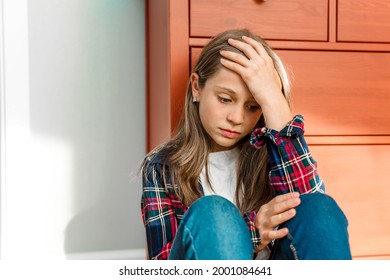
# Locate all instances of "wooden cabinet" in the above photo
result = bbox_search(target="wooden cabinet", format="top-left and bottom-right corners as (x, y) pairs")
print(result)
(146, 0), (390, 259)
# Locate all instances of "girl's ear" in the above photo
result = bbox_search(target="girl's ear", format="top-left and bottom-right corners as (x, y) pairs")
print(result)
(190, 73), (201, 100)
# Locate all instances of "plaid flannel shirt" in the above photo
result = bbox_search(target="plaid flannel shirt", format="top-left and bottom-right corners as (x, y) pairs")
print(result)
(141, 115), (325, 260)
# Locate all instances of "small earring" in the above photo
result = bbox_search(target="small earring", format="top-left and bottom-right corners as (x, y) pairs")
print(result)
(192, 97), (197, 103)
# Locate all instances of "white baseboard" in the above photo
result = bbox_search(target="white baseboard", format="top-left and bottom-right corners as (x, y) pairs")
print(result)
(66, 248), (146, 260)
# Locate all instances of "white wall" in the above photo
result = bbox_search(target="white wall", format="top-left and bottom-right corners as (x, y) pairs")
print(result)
(1, 0), (146, 259)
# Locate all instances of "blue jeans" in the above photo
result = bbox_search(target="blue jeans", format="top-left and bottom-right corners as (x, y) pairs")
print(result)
(168, 193), (352, 260)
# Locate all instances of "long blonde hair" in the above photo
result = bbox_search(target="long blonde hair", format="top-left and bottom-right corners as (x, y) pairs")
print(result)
(143, 29), (291, 212)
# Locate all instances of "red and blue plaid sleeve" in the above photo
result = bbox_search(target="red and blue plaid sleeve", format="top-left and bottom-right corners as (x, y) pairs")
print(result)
(243, 211), (261, 248)
(250, 115), (325, 195)
(141, 160), (179, 260)
(243, 211), (273, 259)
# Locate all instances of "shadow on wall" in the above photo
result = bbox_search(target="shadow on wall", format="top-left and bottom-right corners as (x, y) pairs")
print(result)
(63, 179), (145, 258)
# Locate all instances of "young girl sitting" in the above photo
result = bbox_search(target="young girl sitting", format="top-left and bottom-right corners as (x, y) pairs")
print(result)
(141, 29), (352, 260)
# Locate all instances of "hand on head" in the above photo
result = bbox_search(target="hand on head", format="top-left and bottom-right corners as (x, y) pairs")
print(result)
(219, 36), (283, 107)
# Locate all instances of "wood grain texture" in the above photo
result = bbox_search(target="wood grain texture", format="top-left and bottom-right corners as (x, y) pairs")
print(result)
(277, 50), (390, 136)
(146, 0), (170, 150)
(190, 0), (328, 41)
(190, 37), (390, 51)
(338, 0), (390, 43)
(146, 0), (189, 150)
(311, 145), (390, 258)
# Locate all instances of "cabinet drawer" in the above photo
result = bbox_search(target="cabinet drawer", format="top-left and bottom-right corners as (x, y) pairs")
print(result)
(311, 145), (390, 258)
(338, 0), (390, 43)
(192, 48), (390, 136)
(278, 50), (390, 135)
(190, 0), (328, 41)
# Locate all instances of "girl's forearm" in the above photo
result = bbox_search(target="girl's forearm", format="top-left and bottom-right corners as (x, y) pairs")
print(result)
(260, 89), (292, 131)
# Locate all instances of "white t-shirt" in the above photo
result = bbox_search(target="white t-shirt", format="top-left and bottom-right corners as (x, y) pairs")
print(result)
(200, 147), (239, 205)
(200, 147), (269, 260)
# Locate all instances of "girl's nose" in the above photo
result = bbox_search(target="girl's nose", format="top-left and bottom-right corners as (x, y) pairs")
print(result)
(227, 106), (245, 124)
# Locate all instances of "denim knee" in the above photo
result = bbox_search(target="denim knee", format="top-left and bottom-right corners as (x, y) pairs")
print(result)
(297, 193), (349, 228)
(188, 195), (236, 218)
(284, 192), (352, 259)
(171, 195), (253, 260)
(183, 195), (244, 231)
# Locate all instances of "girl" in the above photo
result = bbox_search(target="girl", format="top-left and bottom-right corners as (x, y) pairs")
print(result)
(141, 29), (352, 260)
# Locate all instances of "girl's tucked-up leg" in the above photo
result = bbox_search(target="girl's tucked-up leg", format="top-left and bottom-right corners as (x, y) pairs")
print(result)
(168, 195), (253, 260)
(269, 193), (352, 260)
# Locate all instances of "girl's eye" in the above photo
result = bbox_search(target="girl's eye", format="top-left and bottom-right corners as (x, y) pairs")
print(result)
(246, 105), (260, 112)
(218, 96), (231, 104)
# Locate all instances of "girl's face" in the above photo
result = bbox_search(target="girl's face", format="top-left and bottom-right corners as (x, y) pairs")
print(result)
(191, 67), (262, 152)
